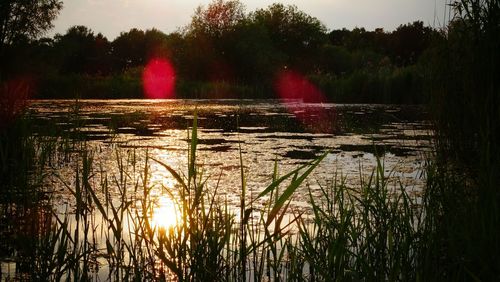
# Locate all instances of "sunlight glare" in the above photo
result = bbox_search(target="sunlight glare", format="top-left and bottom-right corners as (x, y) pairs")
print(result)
(151, 196), (179, 230)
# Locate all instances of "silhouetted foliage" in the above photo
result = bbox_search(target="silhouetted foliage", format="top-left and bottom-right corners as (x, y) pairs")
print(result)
(422, 0), (500, 280)
(0, 0), (62, 79)
(251, 3), (327, 71)
(224, 21), (282, 85)
(1, 0), (443, 103)
(53, 26), (103, 74)
(188, 0), (245, 39)
(390, 21), (434, 65)
(112, 28), (147, 70)
(0, 0), (62, 46)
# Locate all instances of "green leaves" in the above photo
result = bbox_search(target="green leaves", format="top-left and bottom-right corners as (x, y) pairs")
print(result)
(258, 151), (329, 226)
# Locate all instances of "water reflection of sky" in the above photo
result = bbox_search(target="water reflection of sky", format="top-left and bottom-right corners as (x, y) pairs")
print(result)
(1, 100), (432, 279)
(30, 100), (431, 212)
(151, 196), (179, 230)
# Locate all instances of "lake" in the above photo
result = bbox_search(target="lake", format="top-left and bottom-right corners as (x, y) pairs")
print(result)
(1, 99), (432, 279)
(28, 99), (430, 205)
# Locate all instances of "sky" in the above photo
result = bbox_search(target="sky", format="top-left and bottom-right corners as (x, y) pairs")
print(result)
(48, 0), (449, 40)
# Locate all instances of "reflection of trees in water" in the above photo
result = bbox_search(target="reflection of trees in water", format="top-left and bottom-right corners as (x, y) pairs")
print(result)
(0, 201), (53, 277)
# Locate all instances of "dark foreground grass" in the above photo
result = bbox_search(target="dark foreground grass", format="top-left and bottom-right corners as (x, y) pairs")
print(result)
(1, 112), (427, 281)
(2, 1), (499, 277)
(1, 103), (498, 280)
(421, 0), (500, 280)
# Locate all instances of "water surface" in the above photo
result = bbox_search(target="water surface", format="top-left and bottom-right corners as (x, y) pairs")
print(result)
(29, 99), (431, 204)
(1, 99), (431, 279)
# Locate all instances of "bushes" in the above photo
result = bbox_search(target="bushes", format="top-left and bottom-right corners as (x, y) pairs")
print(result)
(38, 72), (142, 99)
(309, 65), (424, 104)
(422, 0), (500, 280)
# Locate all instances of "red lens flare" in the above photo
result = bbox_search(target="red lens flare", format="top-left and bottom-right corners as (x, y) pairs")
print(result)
(142, 58), (176, 99)
(275, 70), (336, 133)
(0, 76), (34, 129)
(275, 70), (325, 103)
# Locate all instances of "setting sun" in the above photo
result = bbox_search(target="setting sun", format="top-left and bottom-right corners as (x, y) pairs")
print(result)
(151, 196), (179, 230)
(1, 0), (496, 280)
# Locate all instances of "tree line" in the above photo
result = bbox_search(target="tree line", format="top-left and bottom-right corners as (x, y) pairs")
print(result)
(1, 0), (440, 103)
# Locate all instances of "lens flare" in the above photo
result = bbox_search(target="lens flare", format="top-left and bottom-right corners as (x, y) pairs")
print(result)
(142, 58), (176, 99)
(275, 70), (325, 103)
(274, 69), (336, 133)
(0, 76), (34, 129)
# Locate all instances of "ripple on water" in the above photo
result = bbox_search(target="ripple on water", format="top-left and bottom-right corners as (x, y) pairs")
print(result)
(27, 100), (431, 218)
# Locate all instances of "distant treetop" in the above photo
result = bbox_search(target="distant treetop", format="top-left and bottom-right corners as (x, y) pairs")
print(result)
(0, 0), (63, 46)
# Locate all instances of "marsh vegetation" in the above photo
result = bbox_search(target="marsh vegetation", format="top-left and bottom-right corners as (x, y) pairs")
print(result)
(1, 0), (500, 280)
(1, 110), (427, 281)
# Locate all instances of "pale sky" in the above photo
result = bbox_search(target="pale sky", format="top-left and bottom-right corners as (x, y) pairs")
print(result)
(48, 0), (449, 40)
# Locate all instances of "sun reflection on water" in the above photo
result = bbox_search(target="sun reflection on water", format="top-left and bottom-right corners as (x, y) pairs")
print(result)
(151, 196), (179, 230)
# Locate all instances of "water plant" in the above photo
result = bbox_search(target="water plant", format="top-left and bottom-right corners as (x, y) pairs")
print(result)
(422, 0), (500, 279)
(1, 111), (432, 280)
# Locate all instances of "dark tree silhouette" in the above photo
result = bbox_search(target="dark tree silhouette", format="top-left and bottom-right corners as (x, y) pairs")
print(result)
(54, 26), (99, 74)
(0, 0), (439, 103)
(0, 0), (62, 46)
(111, 28), (173, 72)
(188, 0), (245, 39)
(143, 28), (171, 59)
(182, 0), (246, 82)
(390, 21), (433, 65)
(251, 3), (327, 71)
(112, 28), (147, 70)
(224, 21), (283, 85)
(0, 0), (62, 79)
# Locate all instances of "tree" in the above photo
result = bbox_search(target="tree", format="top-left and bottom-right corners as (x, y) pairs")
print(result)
(111, 28), (173, 72)
(0, 0), (62, 46)
(112, 28), (146, 70)
(318, 44), (353, 75)
(181, 0), (246, 82)
(188, 0), (245, 39)
(250, 4), (327, 70)
(89, 32), (112, 75)
(328, 28), (351, 46)
(144, 28), (170, 59)
(224, 21), (283, 85)
(0, 0), (62, 78)
(53, 26), (100, 74)
(389, 21), (434, 65)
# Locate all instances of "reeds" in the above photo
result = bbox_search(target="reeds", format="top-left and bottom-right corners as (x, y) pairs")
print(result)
(1, 112), (431, 281)
(2, 3), (498, 280)
(422, 0), (500, 279)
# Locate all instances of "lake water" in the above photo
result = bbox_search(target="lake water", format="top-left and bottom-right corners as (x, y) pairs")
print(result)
(29, 99), (431, 206)
(1, 99), (432, 279)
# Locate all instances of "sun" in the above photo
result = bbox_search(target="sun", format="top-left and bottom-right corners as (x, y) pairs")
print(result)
(151, 196), (179, 230)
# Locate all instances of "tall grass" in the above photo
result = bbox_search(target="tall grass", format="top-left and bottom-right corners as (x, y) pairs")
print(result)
(0, 107), (81, 280)
(1, 111), (432, 280)
(2, 4), (498, 280)
(421, 0), (500, 280)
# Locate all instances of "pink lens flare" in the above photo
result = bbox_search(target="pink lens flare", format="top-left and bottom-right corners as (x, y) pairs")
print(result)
(275, 69), (337, 133)
(0, 76), (34, 128)
(142, 58), (176, 99)
(275, 70), (325, 103)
